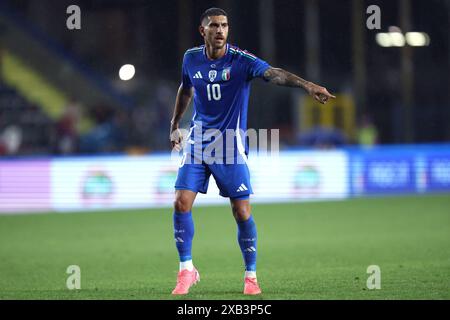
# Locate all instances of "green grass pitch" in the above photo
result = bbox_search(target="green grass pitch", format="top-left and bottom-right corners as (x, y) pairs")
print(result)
(0, 194), (449, 300)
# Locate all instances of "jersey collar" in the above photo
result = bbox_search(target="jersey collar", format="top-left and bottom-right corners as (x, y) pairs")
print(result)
(203, 43), (229, 63)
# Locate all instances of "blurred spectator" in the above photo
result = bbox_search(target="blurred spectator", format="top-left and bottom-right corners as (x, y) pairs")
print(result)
(56, 98), (82, 154)
(0, 125), (22, 155)
(357, 114), (378, 148)
(20, 104), (54, 154)
(79, 104), (126, 153)
(130, 82), (176, 151)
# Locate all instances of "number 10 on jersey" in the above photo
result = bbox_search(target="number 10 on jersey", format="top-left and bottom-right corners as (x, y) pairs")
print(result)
(207, 84), (221, 101)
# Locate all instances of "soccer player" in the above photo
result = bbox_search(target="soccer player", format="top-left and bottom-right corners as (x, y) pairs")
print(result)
(170, 7), (335, 295)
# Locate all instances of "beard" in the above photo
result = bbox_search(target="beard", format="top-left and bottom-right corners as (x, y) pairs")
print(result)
(209, 37), (227, 50)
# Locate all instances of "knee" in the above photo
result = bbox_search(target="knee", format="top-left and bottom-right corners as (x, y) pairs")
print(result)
(174, 194), (192, 213)
(232, 204), (251, 222)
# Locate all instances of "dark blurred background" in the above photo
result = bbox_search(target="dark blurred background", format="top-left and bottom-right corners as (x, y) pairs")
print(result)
(0, 0), (448, 156)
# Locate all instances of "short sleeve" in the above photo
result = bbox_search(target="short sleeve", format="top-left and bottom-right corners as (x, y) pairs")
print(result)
(181, 55), (193, 89)
(244, 52), (271, 80)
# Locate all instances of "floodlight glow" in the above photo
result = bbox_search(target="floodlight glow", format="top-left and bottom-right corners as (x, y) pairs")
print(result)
(119, 64), (135, 81)
(376, 33), (392, 47)
(377, 30), (430, 48)
(405, 32), (430, 46)
(390, 32), (405, 47)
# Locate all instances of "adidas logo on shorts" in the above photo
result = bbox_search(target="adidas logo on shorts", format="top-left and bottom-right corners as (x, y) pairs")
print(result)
(236, 183), (248, 192)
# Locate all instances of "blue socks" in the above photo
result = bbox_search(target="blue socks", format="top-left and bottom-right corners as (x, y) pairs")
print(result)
(173, 211), (194, 262)
(173, 211), (257, 273)
(237, 215), (258, 272)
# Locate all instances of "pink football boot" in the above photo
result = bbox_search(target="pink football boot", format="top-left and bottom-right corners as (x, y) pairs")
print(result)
(244, 277), (262, 295)
(171, 268), (200, 295)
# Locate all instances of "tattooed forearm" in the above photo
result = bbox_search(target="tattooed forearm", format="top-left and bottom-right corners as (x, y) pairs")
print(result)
(263, 67), (336, 104)
(263, 67), (310, 89)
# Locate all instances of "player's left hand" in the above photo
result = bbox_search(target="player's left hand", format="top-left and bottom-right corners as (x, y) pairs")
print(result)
(306, 82), (336, 104)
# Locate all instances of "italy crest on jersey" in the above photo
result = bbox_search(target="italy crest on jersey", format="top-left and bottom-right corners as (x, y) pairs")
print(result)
(222, 67), (231, 81)
(208, 70), (217, 82)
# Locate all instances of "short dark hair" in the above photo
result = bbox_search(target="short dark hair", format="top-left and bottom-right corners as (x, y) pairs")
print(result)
(200, 7), (228, 25)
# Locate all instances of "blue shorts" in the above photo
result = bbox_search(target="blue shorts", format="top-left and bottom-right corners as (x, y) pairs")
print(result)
(174, 155), (253, 200)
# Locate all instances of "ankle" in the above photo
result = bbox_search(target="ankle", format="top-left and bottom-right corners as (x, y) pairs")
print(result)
(180, 260), (194, 271)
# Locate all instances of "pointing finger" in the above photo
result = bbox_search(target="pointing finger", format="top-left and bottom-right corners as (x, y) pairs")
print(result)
(323, 89), (336, 99)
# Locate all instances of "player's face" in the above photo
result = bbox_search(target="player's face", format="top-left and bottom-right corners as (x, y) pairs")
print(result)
(200, 15), (229, 49)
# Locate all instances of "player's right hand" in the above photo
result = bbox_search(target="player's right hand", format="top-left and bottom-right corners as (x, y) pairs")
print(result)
(306, 82), (336, 104)
(170, 128), (183, 151)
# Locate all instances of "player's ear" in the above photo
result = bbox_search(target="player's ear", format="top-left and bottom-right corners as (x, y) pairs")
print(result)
(199, 25), (205, 37)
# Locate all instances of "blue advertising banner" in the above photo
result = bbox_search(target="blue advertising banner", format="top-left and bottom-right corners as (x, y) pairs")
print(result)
(426, 154), (450, 191)
(350, 154), (415, 195)
(349, 144), (450, 196)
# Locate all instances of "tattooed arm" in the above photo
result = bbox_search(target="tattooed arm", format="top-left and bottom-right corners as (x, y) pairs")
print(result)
(263, 67), (336, 104)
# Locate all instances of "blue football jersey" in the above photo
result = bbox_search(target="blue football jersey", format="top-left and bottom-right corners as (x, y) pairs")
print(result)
(181, 44), (270, 162)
